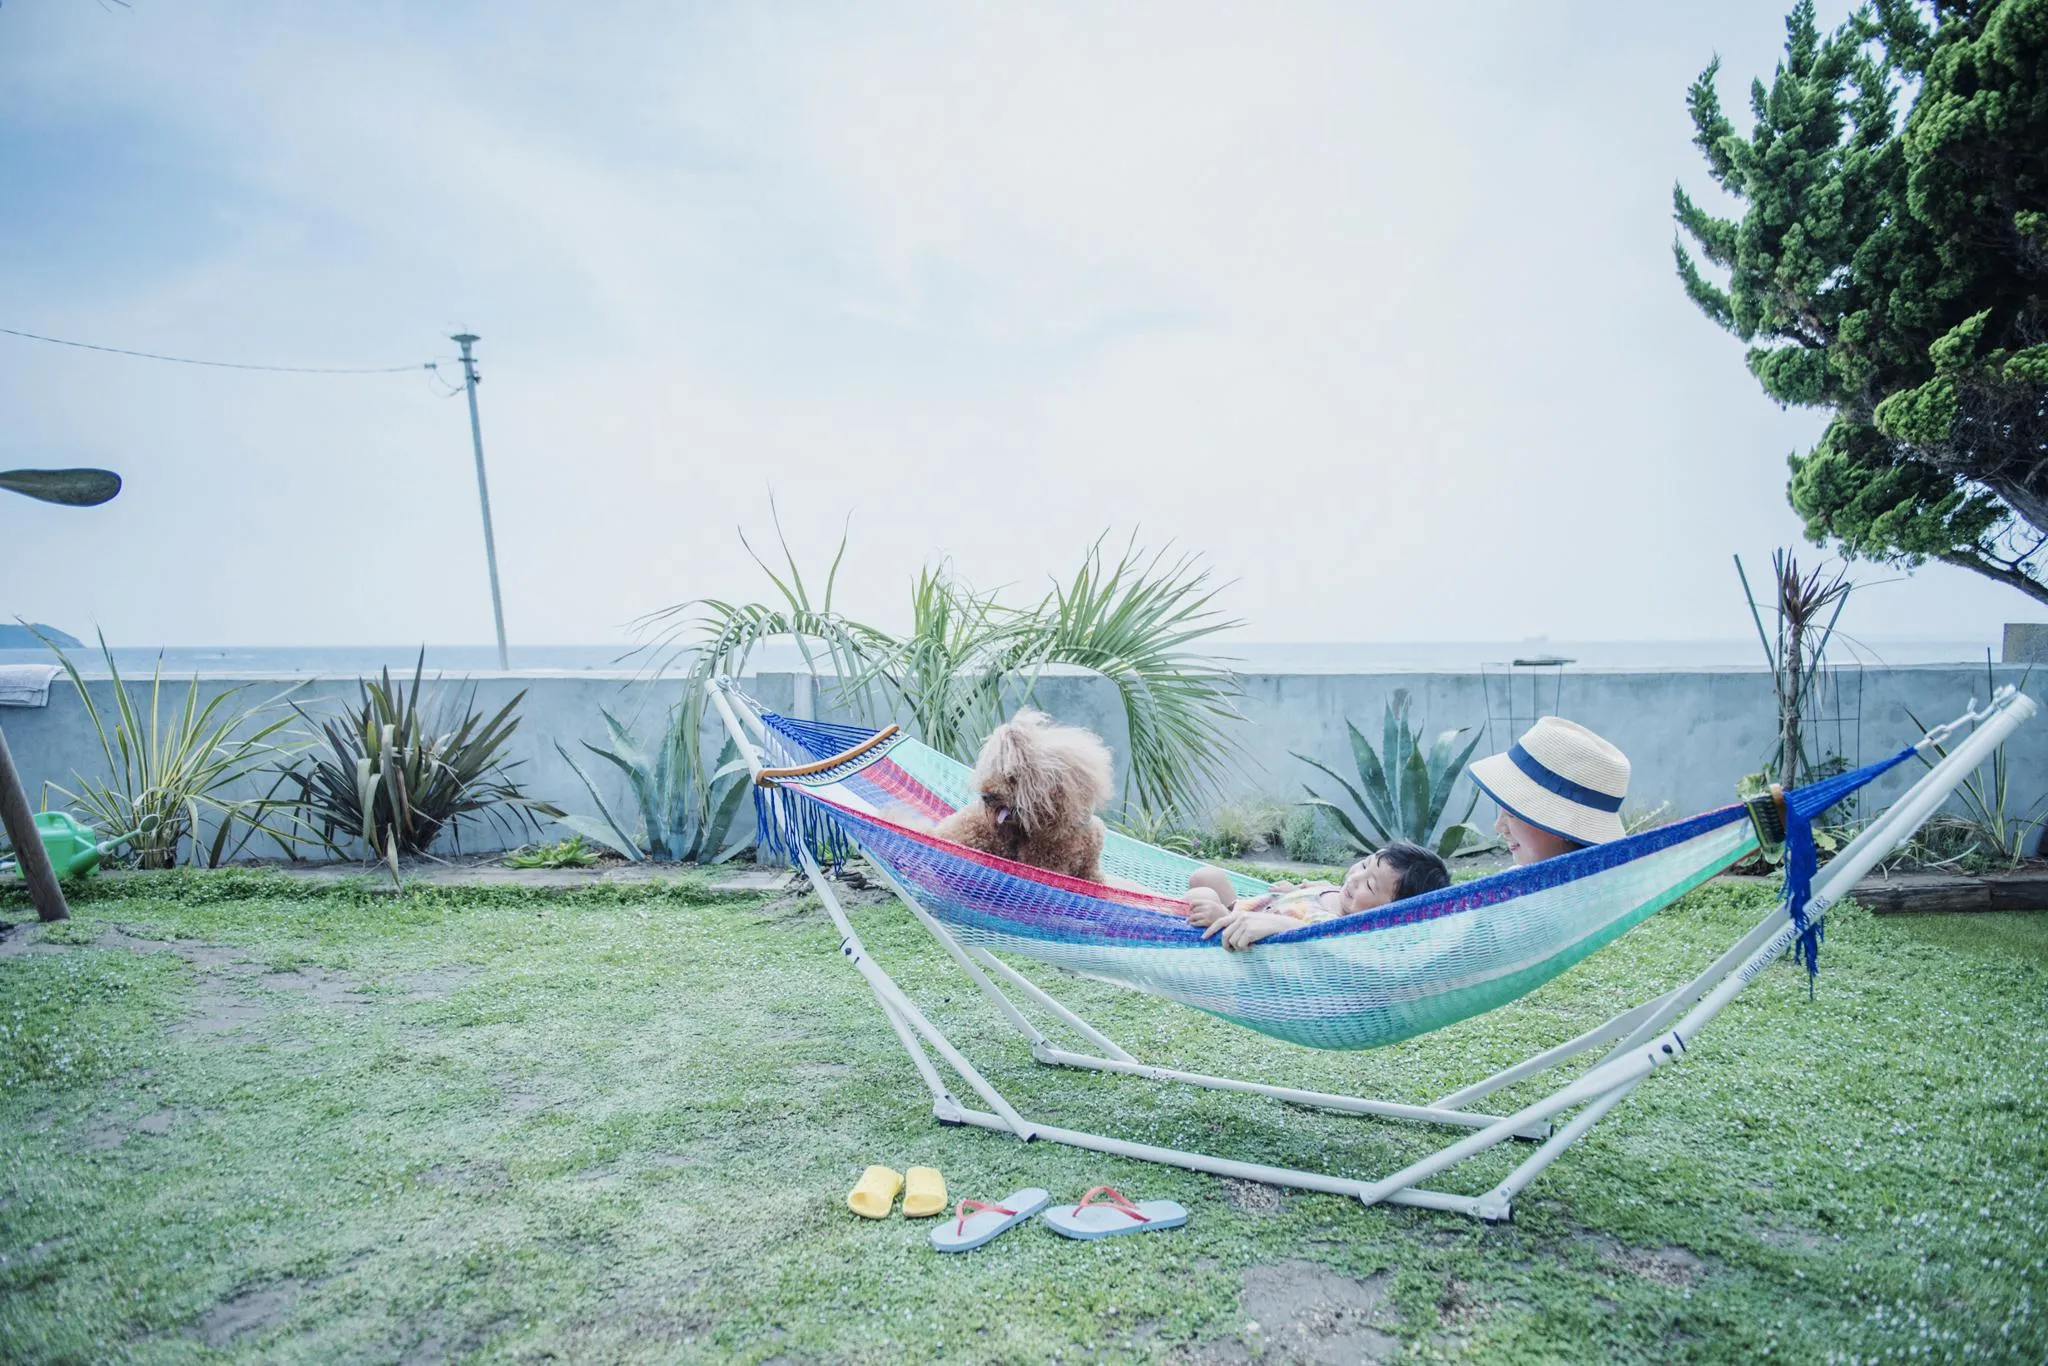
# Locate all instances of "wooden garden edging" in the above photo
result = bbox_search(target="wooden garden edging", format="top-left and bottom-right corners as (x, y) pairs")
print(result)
(1722, 867), (2048, 915)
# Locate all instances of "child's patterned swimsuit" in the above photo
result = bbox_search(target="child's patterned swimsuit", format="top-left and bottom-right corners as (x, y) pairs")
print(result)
(1264, 885), (1346, 923)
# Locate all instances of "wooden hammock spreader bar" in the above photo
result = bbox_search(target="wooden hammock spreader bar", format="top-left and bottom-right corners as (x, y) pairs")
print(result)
(754, 725), (900, 785)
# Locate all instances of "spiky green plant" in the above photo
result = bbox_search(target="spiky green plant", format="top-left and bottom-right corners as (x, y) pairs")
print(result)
(505, 835), (601, 869)
(553, 695), (752, 863)
(280, 652), (559, 871)
(1295, 690), (1484, 858)
(1902, 662), (2045, 872)
(643, 514), (1243, 817)
(34, 630), (304, 868)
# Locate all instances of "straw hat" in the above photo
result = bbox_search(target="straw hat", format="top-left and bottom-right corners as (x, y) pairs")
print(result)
(1468, 717), (1630, 847)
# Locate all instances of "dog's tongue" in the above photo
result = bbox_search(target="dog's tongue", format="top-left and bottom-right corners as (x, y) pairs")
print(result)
(995, 807), (1011, 826)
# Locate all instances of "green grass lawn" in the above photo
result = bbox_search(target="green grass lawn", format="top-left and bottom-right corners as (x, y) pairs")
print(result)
(2, 871), (2044, 1364)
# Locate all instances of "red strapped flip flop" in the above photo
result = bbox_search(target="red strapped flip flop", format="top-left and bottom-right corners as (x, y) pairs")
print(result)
(929, 1187), (1050, 1252)
(1042, 1185), (1190, 1240)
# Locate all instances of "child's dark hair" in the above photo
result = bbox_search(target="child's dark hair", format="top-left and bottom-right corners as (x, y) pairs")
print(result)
(1374, 841), (1451, 900)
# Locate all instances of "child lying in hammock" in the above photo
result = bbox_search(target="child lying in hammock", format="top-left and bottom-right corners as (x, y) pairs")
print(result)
(1185, 843), (1451, 950)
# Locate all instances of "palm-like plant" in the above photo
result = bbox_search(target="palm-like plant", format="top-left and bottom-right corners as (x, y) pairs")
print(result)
(642, 518), (1243, 816)
(1295, 690), (1484, 858)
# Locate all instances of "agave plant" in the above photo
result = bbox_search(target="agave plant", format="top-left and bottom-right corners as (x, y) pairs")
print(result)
(35, 629), (304, 868)
(280, 652), (559, 870)
(1295, 690), (1484, 858)
(554, 694), (752, 863)
(642, 512), (1244, 817)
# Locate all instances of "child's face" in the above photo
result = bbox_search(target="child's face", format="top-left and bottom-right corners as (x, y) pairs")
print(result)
(1341, 854), (1399, 913)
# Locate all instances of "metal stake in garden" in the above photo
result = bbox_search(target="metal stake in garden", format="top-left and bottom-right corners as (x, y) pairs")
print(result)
(452, 334), (510, 671)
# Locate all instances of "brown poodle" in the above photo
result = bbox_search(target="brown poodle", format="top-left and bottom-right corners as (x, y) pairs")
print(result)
(932, 709), (1116, 882)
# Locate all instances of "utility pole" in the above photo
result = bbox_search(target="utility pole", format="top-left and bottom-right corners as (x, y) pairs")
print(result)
(452, 333), (510, 670)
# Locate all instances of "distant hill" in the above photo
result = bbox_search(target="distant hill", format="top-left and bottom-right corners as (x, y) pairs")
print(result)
(0, 623), (80, 648)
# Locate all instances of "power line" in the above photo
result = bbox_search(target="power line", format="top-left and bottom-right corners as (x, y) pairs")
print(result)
(0, 325), (439, 375)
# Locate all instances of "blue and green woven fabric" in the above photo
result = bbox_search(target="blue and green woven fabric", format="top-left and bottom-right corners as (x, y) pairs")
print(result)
(752, 711), (1899, 1051)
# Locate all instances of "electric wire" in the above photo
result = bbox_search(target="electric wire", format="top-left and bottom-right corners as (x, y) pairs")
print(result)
(0, 325), (440, 375)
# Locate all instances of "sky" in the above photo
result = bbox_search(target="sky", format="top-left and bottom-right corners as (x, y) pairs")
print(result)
(1, 0), (2036, 652)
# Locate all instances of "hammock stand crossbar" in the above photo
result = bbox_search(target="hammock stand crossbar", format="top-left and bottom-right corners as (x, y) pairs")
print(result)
(708, 679), (2033, 1222)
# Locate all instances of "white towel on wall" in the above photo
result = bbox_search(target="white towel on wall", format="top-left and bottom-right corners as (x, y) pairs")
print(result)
(0, 664), (60, 707)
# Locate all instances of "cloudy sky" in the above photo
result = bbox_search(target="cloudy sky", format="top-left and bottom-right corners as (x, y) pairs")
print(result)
(1, 0), (2031, 652)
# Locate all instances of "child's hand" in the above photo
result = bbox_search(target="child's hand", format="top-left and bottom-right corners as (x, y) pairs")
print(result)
(1185, 888), (1228, 927)
(1203, 909), (1302, 951)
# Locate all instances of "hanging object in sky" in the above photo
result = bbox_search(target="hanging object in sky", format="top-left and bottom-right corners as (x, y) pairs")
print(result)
(0, 468), (123, 507)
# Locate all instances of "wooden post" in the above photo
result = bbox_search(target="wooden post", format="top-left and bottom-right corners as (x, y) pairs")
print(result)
(0, 722), (68, 922)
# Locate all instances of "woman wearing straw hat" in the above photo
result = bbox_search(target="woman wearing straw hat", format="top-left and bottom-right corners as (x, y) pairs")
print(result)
(1468, 717), (1630, 865)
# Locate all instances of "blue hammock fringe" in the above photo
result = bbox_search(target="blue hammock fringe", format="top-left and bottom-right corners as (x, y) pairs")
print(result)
(1780, 747), (1917, 981)
(754, 782), (860, 870)
(752, 712), (913, 871)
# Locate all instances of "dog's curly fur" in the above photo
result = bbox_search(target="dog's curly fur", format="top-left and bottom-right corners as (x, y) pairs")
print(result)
(932, 709), (1115, 882)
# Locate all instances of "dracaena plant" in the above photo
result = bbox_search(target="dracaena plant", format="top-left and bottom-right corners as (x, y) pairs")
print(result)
(35, 628), (305, 868)
(280, 651), (559, 873)
(554, 693), (752, 863)
(1295, 689), (1484, 858)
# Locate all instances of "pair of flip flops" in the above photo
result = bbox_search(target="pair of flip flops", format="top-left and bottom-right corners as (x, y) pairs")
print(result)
(847, 1164), (947, 1219)
(931, 1185), (1188, 1252)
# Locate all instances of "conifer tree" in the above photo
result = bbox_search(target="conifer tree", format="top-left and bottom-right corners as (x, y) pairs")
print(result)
(1675, 0), (2048, 602)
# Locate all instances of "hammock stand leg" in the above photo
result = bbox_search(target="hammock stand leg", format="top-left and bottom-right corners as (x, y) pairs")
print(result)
(937, 1103), (1492, 1218)
(796, 845), (1041, 1141)
(1431, 990), (1683, 1111)
(965, 946), (1135, 1062)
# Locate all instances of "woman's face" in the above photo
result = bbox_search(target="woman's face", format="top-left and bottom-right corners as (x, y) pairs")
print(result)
(1496, 808), (1576, 865)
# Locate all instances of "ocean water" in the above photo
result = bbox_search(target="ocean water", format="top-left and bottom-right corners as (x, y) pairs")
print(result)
(0, 637), (2003, 676)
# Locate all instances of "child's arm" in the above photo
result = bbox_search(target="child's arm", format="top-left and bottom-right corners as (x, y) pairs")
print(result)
(1205, 909), (1310, 951)
(1186, 886), (1275, 927)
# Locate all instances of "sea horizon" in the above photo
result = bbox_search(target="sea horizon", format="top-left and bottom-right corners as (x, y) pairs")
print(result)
(0, 635), (2014, 676)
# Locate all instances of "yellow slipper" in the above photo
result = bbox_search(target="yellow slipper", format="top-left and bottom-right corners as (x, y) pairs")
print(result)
(902, 1166), (948, 1218)
(847, 1165), (904, 1219)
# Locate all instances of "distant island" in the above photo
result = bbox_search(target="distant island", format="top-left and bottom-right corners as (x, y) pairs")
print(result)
(0, 623), (80, 648)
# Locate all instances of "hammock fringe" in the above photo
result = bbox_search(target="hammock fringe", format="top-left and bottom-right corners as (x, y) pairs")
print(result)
(1779, 749), (1915, 980)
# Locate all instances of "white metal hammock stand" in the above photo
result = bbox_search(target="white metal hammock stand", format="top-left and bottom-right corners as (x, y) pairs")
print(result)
(710, 681), (2033, 1222)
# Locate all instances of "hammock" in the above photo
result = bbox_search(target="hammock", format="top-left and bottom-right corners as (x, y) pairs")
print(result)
(745, 708), (1902, 1050)
(707, 679), (2033, 1221)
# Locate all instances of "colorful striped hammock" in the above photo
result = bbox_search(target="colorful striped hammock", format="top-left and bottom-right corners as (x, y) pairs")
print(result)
(749, 708), (1910, 1052)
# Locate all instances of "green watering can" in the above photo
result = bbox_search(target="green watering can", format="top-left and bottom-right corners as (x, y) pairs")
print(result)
(0, 811), (153, 880)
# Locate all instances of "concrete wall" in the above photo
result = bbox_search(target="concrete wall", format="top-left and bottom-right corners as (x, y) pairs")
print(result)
(4, 664), (2042, 861)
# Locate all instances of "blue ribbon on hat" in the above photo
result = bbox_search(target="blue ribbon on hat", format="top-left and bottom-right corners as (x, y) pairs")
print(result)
(1506, 744), (1624, 813)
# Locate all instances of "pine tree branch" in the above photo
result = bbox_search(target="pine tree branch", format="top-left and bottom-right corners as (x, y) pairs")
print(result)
(1937, 548), (2048, 607)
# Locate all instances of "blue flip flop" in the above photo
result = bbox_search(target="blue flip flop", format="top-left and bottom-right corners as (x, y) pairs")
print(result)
(1040, 1186), (1188, 1240)
(929, 1188), (1050, 1252)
